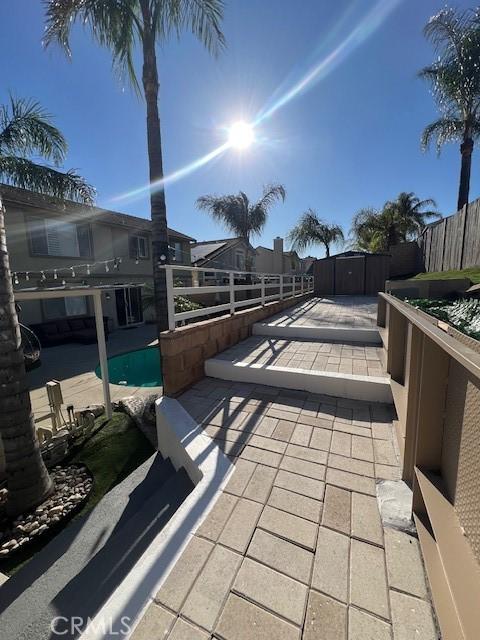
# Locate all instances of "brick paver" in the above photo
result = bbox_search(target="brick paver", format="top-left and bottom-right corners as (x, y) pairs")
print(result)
(214, 335), (384, 377)
(264, 296), (378, 329)
(133, 377), (437, 640)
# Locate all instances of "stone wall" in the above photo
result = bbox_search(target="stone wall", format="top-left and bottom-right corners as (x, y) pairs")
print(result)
(160, 294), (311, 396)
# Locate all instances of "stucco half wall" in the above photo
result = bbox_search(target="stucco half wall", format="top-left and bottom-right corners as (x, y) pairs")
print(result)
(160, 293), (312, 396)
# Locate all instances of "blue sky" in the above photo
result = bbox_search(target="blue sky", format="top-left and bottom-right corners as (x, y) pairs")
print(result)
(1, 0), (478, 257)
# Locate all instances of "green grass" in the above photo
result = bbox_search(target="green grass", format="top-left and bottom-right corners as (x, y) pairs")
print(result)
(0, 412), (153, 575)
(413, 266), (480, 284)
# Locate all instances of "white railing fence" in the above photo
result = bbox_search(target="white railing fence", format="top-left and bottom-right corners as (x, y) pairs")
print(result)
(160, 265), (314, 331)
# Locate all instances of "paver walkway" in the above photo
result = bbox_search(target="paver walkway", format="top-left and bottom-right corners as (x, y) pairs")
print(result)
(265, 297), (378, 328)
(132, 378), (438, 640)
(214, 336), (384, 376)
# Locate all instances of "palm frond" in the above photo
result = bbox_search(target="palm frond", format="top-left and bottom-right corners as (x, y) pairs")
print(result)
(0, 96), (67, 164)
(421, 117), (464, 153)
(0, 156), (95, 204)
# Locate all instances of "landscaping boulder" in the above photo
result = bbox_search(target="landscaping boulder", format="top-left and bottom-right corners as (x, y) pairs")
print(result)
(117, 394), (159, 447)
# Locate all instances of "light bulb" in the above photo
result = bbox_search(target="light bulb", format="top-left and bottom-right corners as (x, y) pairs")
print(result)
(86, 265), (91, 275)
(54, 270), (58, 280)
(41, 271), (46, 281)
(105, 263), (109, 273)
(25, 272), (29, 281)
(14, 273), (19, 285)
(71, 267), (76, 277)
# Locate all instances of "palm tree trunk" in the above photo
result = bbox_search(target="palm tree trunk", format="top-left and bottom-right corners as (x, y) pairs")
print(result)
(0, 197), (53, 516)
(457, 137), (473, 211)
(140, 1), (170, 335)
(324, 243), (330, 258)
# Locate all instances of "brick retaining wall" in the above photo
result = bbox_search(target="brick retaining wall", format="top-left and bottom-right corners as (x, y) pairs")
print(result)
(160, 294), (311, 396)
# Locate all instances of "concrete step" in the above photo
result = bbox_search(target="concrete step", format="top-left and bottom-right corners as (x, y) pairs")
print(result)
(205, 358), (392, 404)
(253, 322), (381, 345)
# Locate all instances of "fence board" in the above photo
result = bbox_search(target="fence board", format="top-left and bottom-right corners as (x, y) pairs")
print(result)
(421, 198), (480, 272)
(462, 200), (480, 268)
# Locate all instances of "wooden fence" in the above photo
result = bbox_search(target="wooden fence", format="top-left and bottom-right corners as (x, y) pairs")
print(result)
(421, 198), (480, 272)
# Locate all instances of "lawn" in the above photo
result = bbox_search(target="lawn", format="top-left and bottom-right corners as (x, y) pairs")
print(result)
(1, 412), (154, 575)
(413, 266), (480, 284)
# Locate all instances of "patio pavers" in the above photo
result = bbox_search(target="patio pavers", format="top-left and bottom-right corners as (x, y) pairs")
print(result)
(131, 378), (437, 640)
(263, 296), (378, 329)
(214, 335), (384, 376)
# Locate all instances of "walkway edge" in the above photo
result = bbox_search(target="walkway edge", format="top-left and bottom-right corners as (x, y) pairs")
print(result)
(81, 398), (234, 640)
(205, 359), (393, 404)
(253, 322), (382, 344)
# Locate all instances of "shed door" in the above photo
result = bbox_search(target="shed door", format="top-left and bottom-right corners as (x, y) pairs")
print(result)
(334, 256), (365, 295)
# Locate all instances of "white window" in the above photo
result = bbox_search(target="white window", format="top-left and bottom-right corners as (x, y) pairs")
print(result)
(130, 234), (149, 259)
(43, 296), (88, 319)
(28, 217), (92, 257)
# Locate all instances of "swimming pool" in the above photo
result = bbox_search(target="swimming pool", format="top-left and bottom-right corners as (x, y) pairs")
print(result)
(95, 346), (162, 387)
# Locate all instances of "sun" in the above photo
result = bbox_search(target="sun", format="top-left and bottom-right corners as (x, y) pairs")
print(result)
(227, 121), (255, 149)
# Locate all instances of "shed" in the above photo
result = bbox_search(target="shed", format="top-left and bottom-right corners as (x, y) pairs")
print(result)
(312, 251), (390, 296)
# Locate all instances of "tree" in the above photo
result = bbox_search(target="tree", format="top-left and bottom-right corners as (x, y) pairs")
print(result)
(350, 193), (440, 252)
(0, 97), (94, 516)
(196, 184), (286, 268)
(420, 7), (480, 210)
(44, 0), (225, 336)
(288, 209), (344, 258)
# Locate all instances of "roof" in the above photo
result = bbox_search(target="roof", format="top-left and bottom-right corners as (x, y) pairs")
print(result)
(0, 184), (195, 241)
(191, 237), (253, 266)
(317, 250), (391, 260)
(191, 241), (228, 262)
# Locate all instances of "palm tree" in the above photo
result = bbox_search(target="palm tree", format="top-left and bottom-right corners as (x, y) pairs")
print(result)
(350, 193), (440, 252)
(386, 192), (440, 239)
(420, 7), (480, 210)
(44, 0), (225, 336)
(288, 209), (344, 258)
(196, 184), (286, 269)
(0, 97), (94, 516)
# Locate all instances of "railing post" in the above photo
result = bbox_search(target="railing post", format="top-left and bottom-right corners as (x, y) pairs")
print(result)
(301, 275), (304, 294)
(292, 275), (296, 298)
(165, 265), (176, 331)
(279, 274), (284, 300)
(229, 271), (235, 315)
(261, 275), (265, 306)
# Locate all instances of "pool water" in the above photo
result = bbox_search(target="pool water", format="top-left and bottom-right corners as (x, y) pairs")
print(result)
(96, 346), (162, 387)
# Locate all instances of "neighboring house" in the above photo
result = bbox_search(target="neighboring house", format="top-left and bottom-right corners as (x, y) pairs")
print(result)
(255, 237), (303, 274)
(191, 237), (256, 278)
(2, 184), (194, 330)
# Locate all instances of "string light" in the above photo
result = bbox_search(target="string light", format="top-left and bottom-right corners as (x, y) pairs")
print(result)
(13, 273), (19, 285)
(53, 269), (58, 280)
(25, 272), (29, 281)
(71, 267), (76, 277)
(86, 265), (91, 275)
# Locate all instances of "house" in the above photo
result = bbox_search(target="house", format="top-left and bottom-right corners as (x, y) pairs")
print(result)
(255, 237), (302, 274)
(301, 256), (316, 274)
(191, 237), (256, 276)
(2, 184), (195, 330)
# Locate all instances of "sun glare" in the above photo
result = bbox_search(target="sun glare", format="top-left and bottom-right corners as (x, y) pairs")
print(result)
(227, 121), (255, 149)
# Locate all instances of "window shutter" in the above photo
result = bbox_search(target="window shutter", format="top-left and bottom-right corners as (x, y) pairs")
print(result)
(28, 218), (48, 255)
(129, 236), (137, 258)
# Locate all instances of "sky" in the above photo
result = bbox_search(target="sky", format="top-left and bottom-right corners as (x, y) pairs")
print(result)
(1, 0), (478, 258)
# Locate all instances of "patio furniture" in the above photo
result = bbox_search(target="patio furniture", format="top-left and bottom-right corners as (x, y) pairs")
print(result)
(30, 315), (110, 347)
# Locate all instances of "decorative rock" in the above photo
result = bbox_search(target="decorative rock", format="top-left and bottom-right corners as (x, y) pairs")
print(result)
(2, 539), (18, 550)
(49, 506), (63, 516)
